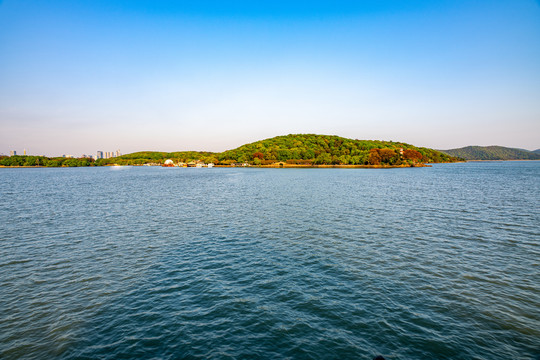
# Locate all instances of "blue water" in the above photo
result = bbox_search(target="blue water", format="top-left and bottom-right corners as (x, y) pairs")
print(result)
(1, 162), (539, 359)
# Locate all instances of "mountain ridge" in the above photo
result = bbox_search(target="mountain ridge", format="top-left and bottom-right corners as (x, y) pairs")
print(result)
(441, 146), (540, 160)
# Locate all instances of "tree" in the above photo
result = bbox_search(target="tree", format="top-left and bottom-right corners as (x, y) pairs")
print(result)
(368, 149), (382, 165)
(313, 153), (332, 165)
(403, 149), (423, 162)
(379, 148), (397, 163)
(253, 152), (264, 160)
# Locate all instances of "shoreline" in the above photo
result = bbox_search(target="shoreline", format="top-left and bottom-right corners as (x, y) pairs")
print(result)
(462, 159), (540, 162)
(12, 160), (540, 168)
(219, 163), (432, 168)
(1, 164), (433, 169)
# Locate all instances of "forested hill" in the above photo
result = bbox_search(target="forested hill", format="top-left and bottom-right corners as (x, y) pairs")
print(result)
(98, 134), (461, 166)
(0, 134), (460, 167)
(441, 146), (540, 160)
(92, 134), (459, 166)
(216, 134), (459, 165)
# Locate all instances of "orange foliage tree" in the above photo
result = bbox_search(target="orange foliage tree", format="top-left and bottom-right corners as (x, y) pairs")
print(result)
(368, 149), (382, 165)
(379, 148), (397, 163)
(369, 148), (399, 165)
(403, 149), (423, 162)
(253, 152), (264, 160)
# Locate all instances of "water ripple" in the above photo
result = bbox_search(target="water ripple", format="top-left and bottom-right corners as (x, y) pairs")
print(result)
(0, 163), (539, 359)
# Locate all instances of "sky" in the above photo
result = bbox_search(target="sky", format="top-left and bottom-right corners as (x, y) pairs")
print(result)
(1, 0), (539, 156)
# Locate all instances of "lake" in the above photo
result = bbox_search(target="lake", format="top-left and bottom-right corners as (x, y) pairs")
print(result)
(0, 162), (538, 359)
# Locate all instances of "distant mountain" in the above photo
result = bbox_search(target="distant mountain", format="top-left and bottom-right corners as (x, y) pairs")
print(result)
(441, 146), (540, 160)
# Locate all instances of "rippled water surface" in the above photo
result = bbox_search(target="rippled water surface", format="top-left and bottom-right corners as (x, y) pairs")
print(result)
(1, 162), (539, 359)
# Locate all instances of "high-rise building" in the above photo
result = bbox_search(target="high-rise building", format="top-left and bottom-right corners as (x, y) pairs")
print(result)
(23, 149), (26, 155)
(96, 150), (121, 159)
(10, 150), (16, 156)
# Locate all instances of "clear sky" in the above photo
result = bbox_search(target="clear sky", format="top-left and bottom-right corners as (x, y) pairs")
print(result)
(1, 0), (539, 156)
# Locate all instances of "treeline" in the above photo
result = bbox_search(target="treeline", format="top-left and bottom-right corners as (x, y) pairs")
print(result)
(102, 151), (218, 166)
(0, 155), (96, 167)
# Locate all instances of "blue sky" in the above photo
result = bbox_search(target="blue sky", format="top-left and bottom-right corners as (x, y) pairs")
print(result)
(1, 0), (539, 156)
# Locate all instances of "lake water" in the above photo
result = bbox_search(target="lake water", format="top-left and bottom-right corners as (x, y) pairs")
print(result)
(1, 162), (539, 359)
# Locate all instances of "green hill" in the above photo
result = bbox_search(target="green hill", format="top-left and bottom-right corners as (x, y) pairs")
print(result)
(106, 134), (459, 166)
(216, 134), (458, 165)
(533, 149), (540, 155)
(441, 146), (540, 160)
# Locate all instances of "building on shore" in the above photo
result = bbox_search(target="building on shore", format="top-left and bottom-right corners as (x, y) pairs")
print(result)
(97, 150), (120, 159)
(163, 159), (175, 167)
(10, 150), (16, 156)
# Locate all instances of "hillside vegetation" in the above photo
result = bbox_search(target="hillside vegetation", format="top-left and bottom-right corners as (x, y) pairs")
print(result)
(441, 146), (540, 161)
(111, 151), (216, 165)
(106, 134), (459, 166)
(216, 134), (457, 165)
(1, 134), (461, 167)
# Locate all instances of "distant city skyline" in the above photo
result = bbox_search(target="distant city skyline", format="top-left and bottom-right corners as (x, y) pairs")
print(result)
(3, 149), (122, 159)
(1, 0), (539, 156)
